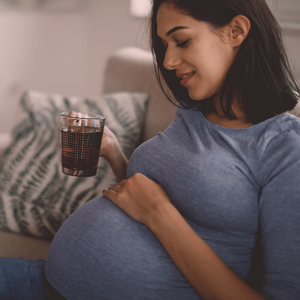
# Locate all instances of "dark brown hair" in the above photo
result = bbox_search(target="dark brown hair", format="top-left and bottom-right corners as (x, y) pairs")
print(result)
(150, 0), (299, 124)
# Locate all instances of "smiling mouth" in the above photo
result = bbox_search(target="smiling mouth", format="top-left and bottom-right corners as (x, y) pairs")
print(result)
(179, 71), (195, 85)
(180, 71), (195, 80)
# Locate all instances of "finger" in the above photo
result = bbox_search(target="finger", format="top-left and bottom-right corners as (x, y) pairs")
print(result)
(68, 111), (77, 117)
(119, 179), (127, 186)
(107, 185), (121, 192)
(102, 189), (119, 204)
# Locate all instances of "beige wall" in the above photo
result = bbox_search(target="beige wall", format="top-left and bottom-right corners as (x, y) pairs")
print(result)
(0, 0), (299, 133)
(0, 11), (89, 132)
(0, 0), (147, 133)
(282, 25), (300, 81)
(85, 0), (149, 96)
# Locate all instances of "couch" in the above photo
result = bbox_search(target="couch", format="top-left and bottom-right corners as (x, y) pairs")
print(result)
(0, 47), (176, 260)
(1, 46), (299, 261)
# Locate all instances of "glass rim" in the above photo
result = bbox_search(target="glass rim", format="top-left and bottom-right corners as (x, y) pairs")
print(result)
(60, 111), (106, 120)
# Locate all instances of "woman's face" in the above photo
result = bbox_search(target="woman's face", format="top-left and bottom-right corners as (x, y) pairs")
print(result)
(156, 3), (237, 101)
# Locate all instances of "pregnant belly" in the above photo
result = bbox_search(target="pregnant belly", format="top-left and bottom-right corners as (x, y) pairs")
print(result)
(45, 196), (199, 300)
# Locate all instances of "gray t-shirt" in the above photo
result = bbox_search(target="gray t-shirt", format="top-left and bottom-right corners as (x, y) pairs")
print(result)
(46, 107), (300, 300)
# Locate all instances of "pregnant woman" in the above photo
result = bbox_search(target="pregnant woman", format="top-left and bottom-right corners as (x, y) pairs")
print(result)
(1, 0), (300, 299)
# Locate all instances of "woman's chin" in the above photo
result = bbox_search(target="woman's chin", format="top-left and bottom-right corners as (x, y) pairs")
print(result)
(188, 90), (214, 102)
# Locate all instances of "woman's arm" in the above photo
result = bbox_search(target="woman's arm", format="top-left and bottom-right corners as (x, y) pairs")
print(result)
(103, 173), (266, 300)
(256, 130), (300, 299)
(99, 126), (128, 182)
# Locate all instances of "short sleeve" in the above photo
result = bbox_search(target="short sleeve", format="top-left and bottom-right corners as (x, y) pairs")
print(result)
(258, 128), (300, 299)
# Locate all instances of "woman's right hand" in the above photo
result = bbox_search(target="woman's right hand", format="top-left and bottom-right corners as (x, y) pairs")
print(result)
(99, 126), (121, 161)
(99, 126), (128, 183)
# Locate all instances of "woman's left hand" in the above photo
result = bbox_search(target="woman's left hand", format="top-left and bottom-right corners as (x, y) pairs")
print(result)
(103, 173), (171, 225)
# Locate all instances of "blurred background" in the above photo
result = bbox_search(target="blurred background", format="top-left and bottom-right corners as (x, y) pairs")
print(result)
(0, 0), (299, 133)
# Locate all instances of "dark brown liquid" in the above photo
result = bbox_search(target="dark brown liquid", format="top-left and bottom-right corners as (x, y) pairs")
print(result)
(61, 128), (103, 176)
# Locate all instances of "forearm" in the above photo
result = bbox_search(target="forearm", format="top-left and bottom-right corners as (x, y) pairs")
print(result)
(145, 203), (266, 300)
(104, 146), (128, 183)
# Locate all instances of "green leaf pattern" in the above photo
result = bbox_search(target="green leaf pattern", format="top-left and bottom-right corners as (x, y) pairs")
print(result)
(0, 91), (148, 239)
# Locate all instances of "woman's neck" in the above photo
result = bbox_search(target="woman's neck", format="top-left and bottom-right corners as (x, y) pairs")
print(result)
(202, 96), (254, 129)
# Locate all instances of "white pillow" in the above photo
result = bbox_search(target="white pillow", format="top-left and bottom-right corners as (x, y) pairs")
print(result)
(0, 90), (149, 239)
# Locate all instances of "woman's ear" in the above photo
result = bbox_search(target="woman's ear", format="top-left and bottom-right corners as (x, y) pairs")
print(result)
(226, 15), (251, 48)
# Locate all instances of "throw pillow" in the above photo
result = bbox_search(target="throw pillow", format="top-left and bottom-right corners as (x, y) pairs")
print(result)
(0, 90), (149, 240)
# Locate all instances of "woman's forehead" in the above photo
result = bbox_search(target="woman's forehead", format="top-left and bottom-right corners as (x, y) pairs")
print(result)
(156, 3), (200, 38)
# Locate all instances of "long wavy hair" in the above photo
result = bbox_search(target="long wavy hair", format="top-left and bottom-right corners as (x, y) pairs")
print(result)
(150, 0), (299, 124)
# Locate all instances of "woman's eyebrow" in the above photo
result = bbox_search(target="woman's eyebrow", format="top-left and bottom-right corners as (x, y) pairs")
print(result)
(166, 26), (189, 37)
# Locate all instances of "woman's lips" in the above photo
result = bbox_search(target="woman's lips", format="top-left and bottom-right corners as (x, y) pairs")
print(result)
(178, 72), (195, 85)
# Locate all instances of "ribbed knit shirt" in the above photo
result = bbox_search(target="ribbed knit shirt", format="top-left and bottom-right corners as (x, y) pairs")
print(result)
(46, 107), (300, 300)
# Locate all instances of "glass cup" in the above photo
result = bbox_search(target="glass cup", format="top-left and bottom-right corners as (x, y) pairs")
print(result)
(60, 111), (106, 177)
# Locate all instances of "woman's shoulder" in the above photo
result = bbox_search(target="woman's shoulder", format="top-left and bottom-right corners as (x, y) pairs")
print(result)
(257, 113), (300, 184)
(258, 112), (300, 149)
(270, 111), (300, 130)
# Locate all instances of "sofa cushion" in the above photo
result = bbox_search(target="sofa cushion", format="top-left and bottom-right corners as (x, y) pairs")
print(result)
(103, 47), (176, 141)
(0, 90), (148, 240)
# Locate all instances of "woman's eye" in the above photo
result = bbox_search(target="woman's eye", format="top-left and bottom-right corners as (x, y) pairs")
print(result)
(176, 39), (190, 48)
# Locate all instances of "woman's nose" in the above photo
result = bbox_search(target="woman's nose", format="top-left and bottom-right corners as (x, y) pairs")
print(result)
(163, 48), (182, 70)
